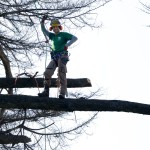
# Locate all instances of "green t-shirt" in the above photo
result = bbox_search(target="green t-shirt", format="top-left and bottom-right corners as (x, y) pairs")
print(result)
(49, 32), (73, 52)
(41, 23), (73, 52)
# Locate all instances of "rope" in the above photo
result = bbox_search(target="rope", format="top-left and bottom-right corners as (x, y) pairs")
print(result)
(14, 72), (40, 93)
(45, 42), (48, 70)
(33, 5), (49, 149)
(43, 33), (50, 69)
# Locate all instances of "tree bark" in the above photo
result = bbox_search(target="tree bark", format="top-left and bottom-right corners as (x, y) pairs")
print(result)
(0, 78), (92, 88)
(0, 45), (12, 79)
(0, 134), (31, 144)
(0, 45), (13, 119)
(0, 94), (150, 115)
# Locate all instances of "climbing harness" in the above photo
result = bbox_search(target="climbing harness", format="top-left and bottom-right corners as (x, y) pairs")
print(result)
(50, 51), (69, 64)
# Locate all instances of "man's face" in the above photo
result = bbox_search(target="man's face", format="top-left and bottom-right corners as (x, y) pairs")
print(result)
(52, 26), (60, 34)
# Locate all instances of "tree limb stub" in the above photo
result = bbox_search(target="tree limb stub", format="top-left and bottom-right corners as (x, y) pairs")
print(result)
(0, 78), (92, 88)
(0, 134), (31, 144)
(0, 94), (150, 115)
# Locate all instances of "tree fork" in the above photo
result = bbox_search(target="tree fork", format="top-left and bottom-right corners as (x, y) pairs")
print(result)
(0, 78), (92, 88)
(0, 94), (150, 115)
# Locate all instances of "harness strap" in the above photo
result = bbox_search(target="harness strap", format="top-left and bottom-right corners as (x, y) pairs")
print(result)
(50, 51), (68, 61)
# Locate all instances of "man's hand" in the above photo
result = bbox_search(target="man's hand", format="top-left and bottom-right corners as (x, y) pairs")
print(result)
(64, 46), (68, 51)
(41, 15), (48, 23)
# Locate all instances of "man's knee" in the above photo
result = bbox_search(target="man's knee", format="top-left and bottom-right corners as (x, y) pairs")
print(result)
(44, 69), (54, 78)
(59, 65), (67, 74)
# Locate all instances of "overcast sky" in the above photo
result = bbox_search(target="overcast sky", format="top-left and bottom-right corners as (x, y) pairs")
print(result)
(66, 0), (150, 150)
(17, 0), (150, 149)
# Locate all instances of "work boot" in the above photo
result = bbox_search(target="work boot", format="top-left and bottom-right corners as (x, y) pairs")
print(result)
(59, 94), (65, 99)
(38, 85), (49, 97)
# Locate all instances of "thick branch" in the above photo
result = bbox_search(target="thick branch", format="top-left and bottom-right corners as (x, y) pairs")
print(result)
(0, 78), (91, 88)
(0, 134), (31, 144)
(0, 45), (13, 119)
(0, 45), (12, 78)
(0, 94), (150, 115)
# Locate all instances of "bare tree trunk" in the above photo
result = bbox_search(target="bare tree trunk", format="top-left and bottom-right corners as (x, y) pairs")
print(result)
(0, 94), (150, 115)
(0, 134), (31, 144)
(0, 46), (12, 79)
(0, 45), (13, 119)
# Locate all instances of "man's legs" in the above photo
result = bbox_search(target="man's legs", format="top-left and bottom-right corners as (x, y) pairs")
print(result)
(38, 60), (57, 97)
(58, 58), (67, 99)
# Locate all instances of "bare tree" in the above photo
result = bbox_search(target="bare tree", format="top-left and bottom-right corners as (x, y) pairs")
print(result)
(0, 0), (111, 71)
(0, 0), (111, 149)
(0, 94), (100, 149)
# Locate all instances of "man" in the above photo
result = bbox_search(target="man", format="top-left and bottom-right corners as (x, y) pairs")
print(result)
(38, 16), (78, 99)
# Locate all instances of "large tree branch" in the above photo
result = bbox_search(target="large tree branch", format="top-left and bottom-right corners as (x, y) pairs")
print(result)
(0, 45), (13, 119)
(0, 78), (91, 88)
(0, 94), (150, 115)
(0, 45), (12, 78)
(0, 134), (31, 144)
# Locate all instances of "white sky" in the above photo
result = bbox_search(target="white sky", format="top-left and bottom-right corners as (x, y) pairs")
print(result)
(65, 0), (150, 150)
(9, 0), (150, 149)
(68, 0), (150, 103)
